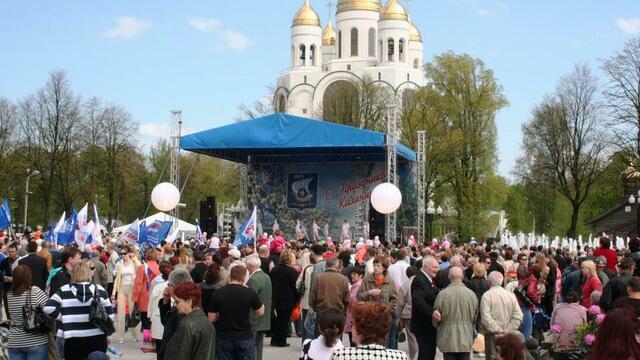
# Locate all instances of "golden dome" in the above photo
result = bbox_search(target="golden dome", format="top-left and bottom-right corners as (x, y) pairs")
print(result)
(292, 0), (321, 27)
(322, 22), (336, 46)
(336, 0), (382, 14)
(409, 18), (422, 42)
(380, 0), (408, 21)
(623, 165), (640, 185)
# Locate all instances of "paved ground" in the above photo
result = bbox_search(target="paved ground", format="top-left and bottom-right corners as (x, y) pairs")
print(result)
(115, 334), (487, 360)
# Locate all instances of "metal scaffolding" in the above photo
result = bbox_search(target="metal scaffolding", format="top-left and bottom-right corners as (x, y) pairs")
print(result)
(386, 105), (398, 244)
(417, 130), (426, 244)
(170, 110), (182, 229)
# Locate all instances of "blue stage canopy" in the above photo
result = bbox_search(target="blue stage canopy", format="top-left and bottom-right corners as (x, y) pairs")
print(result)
(180, 113), (416, 164)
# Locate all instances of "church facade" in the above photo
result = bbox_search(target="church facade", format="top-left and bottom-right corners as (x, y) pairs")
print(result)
(274, 0), (426, 119)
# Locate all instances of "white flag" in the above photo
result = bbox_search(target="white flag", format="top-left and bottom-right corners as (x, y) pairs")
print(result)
(75, 203), (90, 248)
(52, 211), (66, 246)
(92, 204), (102, 245)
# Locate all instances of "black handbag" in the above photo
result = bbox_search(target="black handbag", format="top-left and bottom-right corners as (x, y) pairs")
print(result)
(88, 284), (115, 335)
(22, 288), (52, 334)
(127, 304), (141, 329)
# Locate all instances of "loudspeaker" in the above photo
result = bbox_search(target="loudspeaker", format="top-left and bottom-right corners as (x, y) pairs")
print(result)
(199, 196), (217, 236)
(369, 204), (386, 243)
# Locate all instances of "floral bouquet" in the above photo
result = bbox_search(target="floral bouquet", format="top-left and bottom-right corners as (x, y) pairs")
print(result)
(550, 305), (604, 360)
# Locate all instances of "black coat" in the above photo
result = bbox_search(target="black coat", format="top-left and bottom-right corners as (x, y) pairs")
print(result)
(159, 298), (184, 360)
(466, 277), (489, 303)
(49, 266), (70, 297)
(19, 254), (49, 290)
(410, 270), (439, 335)
(601, 272), (633, 312)
(435, 267), (451, 290)
(270, 264), (298, 312)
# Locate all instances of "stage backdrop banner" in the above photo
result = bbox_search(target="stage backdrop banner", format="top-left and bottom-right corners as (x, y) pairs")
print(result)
(248, 161), (415, 241)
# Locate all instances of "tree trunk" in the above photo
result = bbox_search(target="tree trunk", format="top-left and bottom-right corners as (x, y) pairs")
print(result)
(567, 201), (580, 239)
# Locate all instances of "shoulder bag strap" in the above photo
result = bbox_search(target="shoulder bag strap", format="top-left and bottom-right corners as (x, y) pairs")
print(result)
(302, 265), (313, 283)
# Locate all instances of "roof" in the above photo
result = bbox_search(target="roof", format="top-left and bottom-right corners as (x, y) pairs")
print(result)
(180, 113), (416, 164)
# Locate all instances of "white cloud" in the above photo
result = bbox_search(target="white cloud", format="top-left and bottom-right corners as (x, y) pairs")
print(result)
(103, 17), (151, 39)
(188, 18), (223, 32)
(139, 122), (169, 138)
(476, 8), (492, 16)
(223, 30), (250, 51)
(616, 17), (640, 35)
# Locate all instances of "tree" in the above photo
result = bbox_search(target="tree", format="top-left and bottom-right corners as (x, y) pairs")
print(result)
(518, 65), (607, 238)
(601, 37), (640, 161)
(425, 52), (508, 240)
(320, 75), (394, 131)
(18, 71), (81, 225)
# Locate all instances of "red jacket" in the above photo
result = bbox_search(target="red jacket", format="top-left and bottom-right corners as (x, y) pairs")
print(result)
(132, 261), (160, 312)
(593, 248), (618, 273)
(581, 275), (602, 308)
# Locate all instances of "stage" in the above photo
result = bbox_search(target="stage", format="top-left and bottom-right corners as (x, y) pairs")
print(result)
(180, 113), (417, 242)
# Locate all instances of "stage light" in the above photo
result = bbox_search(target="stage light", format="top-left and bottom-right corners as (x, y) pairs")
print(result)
(151, 182), (181, 212)
(370, 182), (402, 214)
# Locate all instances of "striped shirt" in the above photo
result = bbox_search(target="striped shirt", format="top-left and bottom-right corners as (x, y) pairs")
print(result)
(7, 286), (49, 348)
(44, 282), (115, 339)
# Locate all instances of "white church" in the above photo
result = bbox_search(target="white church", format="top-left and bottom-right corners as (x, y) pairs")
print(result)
(274, 0), (427, 118)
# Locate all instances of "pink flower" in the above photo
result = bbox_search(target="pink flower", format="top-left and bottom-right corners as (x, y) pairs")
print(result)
(588, 305), (602, 315)
(595, 313), (606, 325)
(584, 334), (596, 345)
(550, 324), (562, 333)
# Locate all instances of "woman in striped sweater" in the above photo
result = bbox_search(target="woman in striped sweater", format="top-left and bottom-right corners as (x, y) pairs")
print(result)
(6, 264), (49, 360)
(45, 261), (115, 360)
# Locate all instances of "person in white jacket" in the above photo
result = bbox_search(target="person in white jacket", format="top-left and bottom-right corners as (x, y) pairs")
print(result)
(147, 262), (172, 360)
(480, 271), (523, 360)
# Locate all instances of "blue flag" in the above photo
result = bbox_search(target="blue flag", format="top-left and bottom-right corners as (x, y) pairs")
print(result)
(234, 206), (257, 248)
(0, 198), (10, 229)
(58, 208), (77, 246)
(144, 220), (172, 246)
(138, 220), (148, 245)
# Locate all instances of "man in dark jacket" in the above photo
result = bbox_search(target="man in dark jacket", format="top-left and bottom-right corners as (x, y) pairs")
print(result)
(435, 255), (462, 289)
(158, 268), (193, 360)
(412, 255), (440, 360)
(18, 241), (48, 290)
(49, 247), (82, 296)
(601, 257), (635, 312)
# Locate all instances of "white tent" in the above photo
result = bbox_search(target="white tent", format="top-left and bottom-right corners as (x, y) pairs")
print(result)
(111, 212), (197, 238)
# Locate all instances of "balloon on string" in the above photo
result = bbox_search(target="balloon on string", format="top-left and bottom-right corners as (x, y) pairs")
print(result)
(151, 182), (180, 211)
(370, 182), (402, 214)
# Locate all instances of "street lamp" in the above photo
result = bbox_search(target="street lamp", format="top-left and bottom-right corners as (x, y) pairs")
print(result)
(627, 190), (640, 234)
(425, 200), (443, 243)
(23, 169), (40, 230)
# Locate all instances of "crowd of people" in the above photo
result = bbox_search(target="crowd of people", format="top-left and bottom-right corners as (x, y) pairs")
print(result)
(1, 229), (640, 360)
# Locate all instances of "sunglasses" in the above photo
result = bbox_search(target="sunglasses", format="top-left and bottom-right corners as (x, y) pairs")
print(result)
(90, 267), (96, 271)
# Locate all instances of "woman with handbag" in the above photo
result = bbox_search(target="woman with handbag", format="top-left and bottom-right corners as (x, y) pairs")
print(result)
(6, 264), (49, 360)
(44, 261), (115, 360)
(112, 246), (141, 343)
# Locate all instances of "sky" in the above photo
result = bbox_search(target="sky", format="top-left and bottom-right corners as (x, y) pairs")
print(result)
(1, 0), (639, 178)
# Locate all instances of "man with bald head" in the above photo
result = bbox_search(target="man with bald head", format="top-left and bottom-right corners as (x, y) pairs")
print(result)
(435, 255), (463, 289)
(433, 266), (478, 360)
(411, 256), (440, 360)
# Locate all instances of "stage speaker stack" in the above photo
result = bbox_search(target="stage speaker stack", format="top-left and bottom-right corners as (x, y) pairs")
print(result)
(199, 196), (217, 236)
(368, 204), (386, 243)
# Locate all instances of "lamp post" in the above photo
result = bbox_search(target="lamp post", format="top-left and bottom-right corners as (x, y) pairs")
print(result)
(425, 200), (443, 243)
(23, 169), (40, 230)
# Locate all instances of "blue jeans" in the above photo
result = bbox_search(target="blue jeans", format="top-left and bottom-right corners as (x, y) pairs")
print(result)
(8, 344), (48, 360)
(216, 338), (256, 360)
(57, 335), (65, 360)
(387, 309), (398, 349)
(519, 306), (533, 341)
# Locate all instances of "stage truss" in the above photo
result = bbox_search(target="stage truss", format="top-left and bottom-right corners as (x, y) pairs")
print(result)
(386, 105), (398, 244)
(417, 130), (426, 243)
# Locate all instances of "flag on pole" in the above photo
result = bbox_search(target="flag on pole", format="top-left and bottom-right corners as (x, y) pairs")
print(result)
(234, 206), (257, 248)
(143, 220), (172, 246)
(122, 219), (140, 244)
(138, 220), (148, 245)
(58, 208), (77, 246)
(195, 219), (204, 245)
(0, 198), (11, 229)
(75, 203), (90, 247)
(164, 227), (178, 244)
(50, 211), (66, 245)
(90, 204), (102, 245)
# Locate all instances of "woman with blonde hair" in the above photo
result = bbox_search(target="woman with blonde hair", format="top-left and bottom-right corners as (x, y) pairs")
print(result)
(580, 260), (602, 308)
(112, 245), (141, 343)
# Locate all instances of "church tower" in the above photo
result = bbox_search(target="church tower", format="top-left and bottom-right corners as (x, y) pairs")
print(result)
(275, 0), (426, 118)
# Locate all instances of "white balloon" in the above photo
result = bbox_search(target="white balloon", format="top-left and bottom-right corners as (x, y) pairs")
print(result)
(370, 182), (402, 214)
(151, 182), (180, 212)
